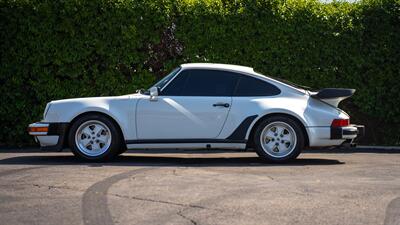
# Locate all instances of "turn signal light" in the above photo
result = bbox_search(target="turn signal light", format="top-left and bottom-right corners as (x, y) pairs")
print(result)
(28, 127), (49, 133)
(331, 119), (349, 127)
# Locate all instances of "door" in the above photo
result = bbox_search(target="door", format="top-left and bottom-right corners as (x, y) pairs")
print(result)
(136, 69), (239, 140)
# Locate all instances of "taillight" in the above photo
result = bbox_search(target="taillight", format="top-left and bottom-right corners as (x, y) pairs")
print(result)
(331, 119), (350, 127)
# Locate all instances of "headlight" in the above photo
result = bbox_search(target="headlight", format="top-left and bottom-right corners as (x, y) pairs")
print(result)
(43, 103), (51, 119)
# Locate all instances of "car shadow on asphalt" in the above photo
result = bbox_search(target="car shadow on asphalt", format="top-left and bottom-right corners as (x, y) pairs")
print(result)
(0, 154), (344, 167)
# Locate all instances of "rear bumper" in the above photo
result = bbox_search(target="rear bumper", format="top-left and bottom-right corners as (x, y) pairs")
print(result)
(28, 122), (69, 151)
(331, 125), (365, 141)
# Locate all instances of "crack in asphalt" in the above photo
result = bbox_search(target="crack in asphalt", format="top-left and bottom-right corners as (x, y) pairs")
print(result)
(81, 167), (225, 225)
(177, 209), (198, 225)
(140, 186), (259, 224)
(81, 168), (155, 225)
(112, 193), (211, 210)
(31, 183), (85, 192)
(32, 183), (66, 190)
(28, 181), (214, 214)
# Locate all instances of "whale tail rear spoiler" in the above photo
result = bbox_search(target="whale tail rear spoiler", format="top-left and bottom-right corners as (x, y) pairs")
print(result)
(311, 88), (355, 107)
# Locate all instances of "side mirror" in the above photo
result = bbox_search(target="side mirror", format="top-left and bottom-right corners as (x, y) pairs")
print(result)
(149, 87), (159, 101)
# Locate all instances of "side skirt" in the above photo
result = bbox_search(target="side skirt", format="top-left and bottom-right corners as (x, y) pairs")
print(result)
(126, 140), (246, 149)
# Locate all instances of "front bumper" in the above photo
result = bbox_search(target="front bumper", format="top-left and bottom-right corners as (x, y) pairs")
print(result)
(331, 124), (365, 141)
(28, 122), (69, 151)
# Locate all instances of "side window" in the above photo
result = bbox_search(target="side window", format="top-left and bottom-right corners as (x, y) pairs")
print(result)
(161, 72), (188, 96)
(179, 70), (239, 96)
(234, 75), (281, 96)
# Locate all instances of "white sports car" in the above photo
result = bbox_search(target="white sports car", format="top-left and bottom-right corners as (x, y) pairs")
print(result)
(28, 63), (364, 162)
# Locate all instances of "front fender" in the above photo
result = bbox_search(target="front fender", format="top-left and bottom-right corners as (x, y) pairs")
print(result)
(44, 96), (138, 140)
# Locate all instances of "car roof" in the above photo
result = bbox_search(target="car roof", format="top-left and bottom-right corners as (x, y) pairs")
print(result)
(180, 63), (255, 74)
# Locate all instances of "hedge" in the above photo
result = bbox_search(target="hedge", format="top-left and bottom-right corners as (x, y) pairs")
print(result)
(0, 0), (399, 146)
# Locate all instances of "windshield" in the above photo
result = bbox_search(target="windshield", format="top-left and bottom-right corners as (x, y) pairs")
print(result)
(151, 67), (181, 90)
(138, 67), (181, 95)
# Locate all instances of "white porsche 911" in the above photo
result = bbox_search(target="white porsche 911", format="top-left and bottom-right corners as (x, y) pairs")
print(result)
(28, 63), (364, 162)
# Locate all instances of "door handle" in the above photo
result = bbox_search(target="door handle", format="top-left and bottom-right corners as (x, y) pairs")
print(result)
(213, 103), (230, 108)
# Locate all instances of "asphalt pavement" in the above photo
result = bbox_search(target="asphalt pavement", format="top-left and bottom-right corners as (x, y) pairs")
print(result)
(0, 149), (399, 225)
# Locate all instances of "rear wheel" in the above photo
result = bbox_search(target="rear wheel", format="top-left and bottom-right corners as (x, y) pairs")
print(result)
(253, 116), (304, 163)
(68, 114), (122, 161)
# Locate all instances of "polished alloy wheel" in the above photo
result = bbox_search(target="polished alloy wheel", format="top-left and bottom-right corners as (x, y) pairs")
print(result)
(75, 120), (112, 157)
(260, 121), (297, 158)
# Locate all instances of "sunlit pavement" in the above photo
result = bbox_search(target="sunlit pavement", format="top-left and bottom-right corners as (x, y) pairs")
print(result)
(0, 149), (399, 225)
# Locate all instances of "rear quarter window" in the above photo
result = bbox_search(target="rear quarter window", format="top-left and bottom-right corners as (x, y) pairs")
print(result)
(234, 75), (281, 96)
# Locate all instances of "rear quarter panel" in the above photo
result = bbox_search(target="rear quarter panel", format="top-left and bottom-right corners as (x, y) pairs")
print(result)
(219, 88), (348, 147)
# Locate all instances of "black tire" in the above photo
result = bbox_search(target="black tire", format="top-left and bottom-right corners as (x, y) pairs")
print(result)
(68, 114), (122, 161)
(253, 116), (304, 163)
(117, 145), (127, 156)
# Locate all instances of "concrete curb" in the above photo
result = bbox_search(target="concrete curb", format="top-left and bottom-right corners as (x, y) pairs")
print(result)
(357, 145), (400, 150)
(304, 145), (400, 154)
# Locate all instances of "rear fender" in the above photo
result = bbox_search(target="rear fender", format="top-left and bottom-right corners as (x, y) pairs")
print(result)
(245, 109), (309, 140)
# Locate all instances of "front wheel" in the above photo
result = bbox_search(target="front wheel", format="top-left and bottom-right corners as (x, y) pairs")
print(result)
(253, 116), (304, 163)
(68, 114), (122, 161)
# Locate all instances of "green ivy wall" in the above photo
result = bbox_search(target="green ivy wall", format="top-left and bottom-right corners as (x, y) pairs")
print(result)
(0, 0), (399, 146)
